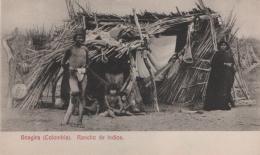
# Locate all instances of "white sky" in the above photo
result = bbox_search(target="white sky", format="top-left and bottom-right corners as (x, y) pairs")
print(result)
(1, 0), (260, 39)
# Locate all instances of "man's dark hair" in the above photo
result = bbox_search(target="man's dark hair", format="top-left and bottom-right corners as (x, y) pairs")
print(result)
(73, 28), (86, 41)
(106, 84), (119, 94)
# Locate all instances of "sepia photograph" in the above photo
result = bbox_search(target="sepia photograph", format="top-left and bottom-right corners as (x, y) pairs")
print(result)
(1, 0), (260, 133)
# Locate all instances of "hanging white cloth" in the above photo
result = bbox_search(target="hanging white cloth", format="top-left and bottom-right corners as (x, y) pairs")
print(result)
(136, 51), (156, 78)
(136, 35), (177, 78)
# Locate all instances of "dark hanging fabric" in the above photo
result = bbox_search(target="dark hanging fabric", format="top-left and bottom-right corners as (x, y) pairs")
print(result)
(174, 25), (188, 53)
(204, 49), (236, 111)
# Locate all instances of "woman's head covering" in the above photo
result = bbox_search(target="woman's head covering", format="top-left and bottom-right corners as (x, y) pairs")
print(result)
(217, 40), (230, 51)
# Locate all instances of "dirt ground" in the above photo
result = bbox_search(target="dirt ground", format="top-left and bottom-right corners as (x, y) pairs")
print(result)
(1, 41), (260, 131)
(1, 101), (260, 131)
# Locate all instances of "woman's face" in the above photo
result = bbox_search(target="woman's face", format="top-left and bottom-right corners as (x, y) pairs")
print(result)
(220, 43), (228, 51)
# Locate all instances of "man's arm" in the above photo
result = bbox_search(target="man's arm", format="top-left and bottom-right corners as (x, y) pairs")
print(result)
(83, 46), (90, 70)
(61, 50), (71, 68)
(104, 96), (111, 110)
(117, 97), (124, 112)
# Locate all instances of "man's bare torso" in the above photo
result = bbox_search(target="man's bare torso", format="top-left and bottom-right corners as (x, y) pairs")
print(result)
(106, 95), (121, 109)
(69, 46), (88, 69)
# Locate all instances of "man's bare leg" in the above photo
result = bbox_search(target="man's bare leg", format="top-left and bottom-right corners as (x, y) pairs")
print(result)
(74, 75), (88, 128)
(108, 109), (116, 118)
(74, 102), (84, 128)
(62, 97), (75, 125)
(125, 111), (134, 116)
(64, 73), (82, 127)
(95, 105), (100, 115)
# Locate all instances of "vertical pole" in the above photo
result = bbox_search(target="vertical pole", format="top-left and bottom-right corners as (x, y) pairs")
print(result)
(133, 9), (159, 112)
(198, 0), (217, 51)
(2, 35), (15, 109)
(82, 16), (86, 30)
(143, 51), (160, 112)
(236, 39), (242, 67)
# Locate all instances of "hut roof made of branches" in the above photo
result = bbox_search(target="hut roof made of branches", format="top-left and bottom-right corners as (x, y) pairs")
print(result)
(10, 0), (231, 110)
(66, 0), (216, 24)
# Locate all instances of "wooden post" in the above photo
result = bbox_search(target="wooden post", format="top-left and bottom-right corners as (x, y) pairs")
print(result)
(2, 35), (16, 109)
(133, 9), (159, 112)
(133, 9), (143, 41)
(176, 7), (181, 15)
(52, 70), (63, 105)
(82, 16), (86, 30)
(234, 73), (250, 100)
(94, 13), (98, 29)
(198, 0), (218, 51)
(143, 51), (160, 112)
(236, 39), (242, 67)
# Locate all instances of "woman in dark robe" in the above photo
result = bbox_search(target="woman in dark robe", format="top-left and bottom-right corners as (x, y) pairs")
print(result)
(204, 41), (236, 111)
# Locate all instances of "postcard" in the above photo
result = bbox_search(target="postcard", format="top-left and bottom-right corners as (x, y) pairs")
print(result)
(1, 0), (260, 154)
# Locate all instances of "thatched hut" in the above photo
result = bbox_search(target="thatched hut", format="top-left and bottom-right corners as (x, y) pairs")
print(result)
(3, 0), (250, 111)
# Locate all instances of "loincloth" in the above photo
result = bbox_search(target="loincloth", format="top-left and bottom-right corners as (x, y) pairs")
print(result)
(69, 67), (87, 94)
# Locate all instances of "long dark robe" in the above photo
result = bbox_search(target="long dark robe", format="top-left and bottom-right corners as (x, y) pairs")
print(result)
(204, 50), (235, 111)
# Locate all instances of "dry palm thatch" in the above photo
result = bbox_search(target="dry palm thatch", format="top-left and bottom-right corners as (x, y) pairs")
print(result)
(158, 10), (251, 107)
(11, 1), (207, 109)
(6, 0), (250, 110)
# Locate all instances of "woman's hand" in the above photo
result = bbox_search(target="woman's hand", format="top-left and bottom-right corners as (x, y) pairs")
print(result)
(224, 63), (232, 67)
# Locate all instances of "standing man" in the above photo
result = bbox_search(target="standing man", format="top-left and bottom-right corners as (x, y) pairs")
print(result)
(61, 28), (89, 127)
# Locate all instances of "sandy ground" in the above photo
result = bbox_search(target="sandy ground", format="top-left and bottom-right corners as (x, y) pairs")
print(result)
(1, 102), (260, 131)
